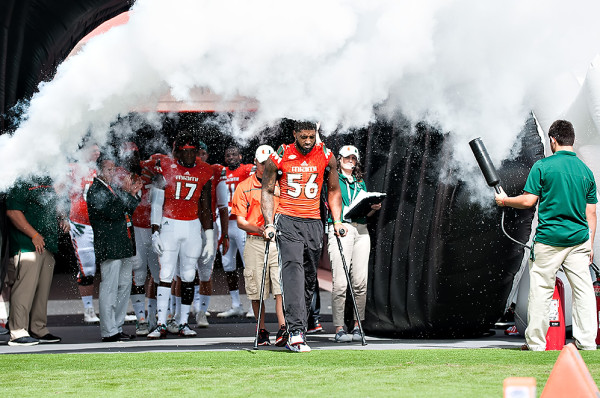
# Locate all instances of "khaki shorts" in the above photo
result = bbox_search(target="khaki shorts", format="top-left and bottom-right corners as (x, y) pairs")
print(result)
(243, 235), (281, 300)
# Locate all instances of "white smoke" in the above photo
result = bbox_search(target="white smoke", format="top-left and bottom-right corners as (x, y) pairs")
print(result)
(1, 0), (600, 192)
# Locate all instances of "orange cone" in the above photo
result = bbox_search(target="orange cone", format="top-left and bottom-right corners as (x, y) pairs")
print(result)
(540, 343), (599, 397)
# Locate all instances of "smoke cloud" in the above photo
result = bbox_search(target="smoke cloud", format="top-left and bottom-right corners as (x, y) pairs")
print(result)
(1, 0), (600, 192)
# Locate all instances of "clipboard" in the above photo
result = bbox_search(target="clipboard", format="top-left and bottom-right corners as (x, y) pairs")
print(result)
(344, 191), (386, 220)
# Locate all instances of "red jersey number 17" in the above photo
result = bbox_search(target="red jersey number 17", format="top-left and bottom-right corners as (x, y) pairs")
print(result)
(175, 182), (197, 200)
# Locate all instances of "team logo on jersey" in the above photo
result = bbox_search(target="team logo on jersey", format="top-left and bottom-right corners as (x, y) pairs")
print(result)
(171, 164), (177, 168)
(301, 161), (308, 166)
(288, 155), (296, 160)
(184, 171), (190, 175)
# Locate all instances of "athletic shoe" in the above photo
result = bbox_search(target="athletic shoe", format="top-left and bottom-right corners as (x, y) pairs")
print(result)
(257, 329), (270, 346)
(520, 344), (530, 351)
(8, 336), (39, 346)
(297, 342), (311, 352)
(351, 326), (363, 342)
(136, 321), (150, 336)
(334, 330), (353, 343)
(217, 305), (245, 318)
(124, 313), (137, 323)
(286, 331), (310, 352)
(178, 324), (197, 337)
(83, 307), (100, 323)
(288, 330), (305, 346)
(306, 322), (323, 334)
(195, 312), (209, 328)
(504, 325), (519, 336)
(32, 333), (61, 343)
(147, 324), (167, 339)
(166, 319), (180, 334)
(275, 326), (288, 347)
(0, 325), (9, 335)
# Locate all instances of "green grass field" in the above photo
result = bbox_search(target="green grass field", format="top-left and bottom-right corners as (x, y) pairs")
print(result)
(1, 349), (598, 397)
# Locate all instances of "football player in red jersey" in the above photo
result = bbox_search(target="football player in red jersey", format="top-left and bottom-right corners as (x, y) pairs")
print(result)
(216, 146), (255, 318)
(193, 141), (229, 327)
(146, 131), (214, 339)
(262, 121), (344, 352)
(68, 143), (101, 324)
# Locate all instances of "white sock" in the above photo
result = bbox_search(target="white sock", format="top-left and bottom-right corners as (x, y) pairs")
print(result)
(179, 304), (191, 325)
(230, 289), (241, 308)
(157, 286), (171, 325)
(199, 295), (211, 313)
(131, 294), (146, 322)
(82, 295), (94, 309)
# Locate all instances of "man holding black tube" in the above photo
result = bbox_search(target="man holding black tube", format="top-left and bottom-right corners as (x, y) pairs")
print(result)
(495, 119), (597, 351)
(261, 120), (344, 352)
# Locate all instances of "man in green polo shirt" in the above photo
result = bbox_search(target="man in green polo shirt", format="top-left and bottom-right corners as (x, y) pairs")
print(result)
(495, 119), (597, 351)
(6, 175), (68, 346)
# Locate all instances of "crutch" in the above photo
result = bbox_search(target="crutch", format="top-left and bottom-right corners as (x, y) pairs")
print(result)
(253, 232), (274, 349)
(335, 230), (367, 346)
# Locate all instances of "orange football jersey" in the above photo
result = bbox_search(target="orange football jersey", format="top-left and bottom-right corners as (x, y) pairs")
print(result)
(211, 164), (227, 222)
(154, 155), (213, 221)
(68, 164), (97, 225)
(130, 159), (156, 228)
(271, 142), (332, 219)
(225, 163), (254, 219)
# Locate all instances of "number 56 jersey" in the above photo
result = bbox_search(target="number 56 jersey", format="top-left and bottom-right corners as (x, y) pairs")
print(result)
(154, 155), (213, 221)
(271, 142), (332, 220)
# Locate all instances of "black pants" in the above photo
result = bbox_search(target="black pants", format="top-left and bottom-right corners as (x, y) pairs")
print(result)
(275, 214), (322, 332)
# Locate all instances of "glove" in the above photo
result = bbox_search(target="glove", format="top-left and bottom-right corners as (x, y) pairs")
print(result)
(202, 229), (215, 262)
(151, 231), (164, 255)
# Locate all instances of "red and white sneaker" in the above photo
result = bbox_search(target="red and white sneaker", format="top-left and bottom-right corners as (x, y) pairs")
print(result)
(504, 325), (519, 336)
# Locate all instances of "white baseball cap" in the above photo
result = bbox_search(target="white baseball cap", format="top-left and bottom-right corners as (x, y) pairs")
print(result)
(339, 145), (360, 161)
(255, 145), (275, 163)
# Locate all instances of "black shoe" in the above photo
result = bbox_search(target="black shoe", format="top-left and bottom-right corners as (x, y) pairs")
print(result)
(101, 334), (120, 342)
(275, 325), (288, 347)
(257, 329), (270, 346)
(495, 304), (516, 328)
(8, 336), (40, 346)
(0, 325), (9, 335)
(117, 332), (135, 340)
(306, 322), (323, 334)
(31, 333), (61, 343)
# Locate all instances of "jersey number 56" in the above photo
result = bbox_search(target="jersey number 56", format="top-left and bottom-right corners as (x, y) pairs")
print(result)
(287, 173), (318, 199)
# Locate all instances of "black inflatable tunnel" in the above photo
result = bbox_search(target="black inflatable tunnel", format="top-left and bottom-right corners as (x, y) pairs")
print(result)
(356, 115), (544, 338)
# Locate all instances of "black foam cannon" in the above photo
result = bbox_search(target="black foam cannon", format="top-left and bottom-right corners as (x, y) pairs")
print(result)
(469, 137), (502, 193)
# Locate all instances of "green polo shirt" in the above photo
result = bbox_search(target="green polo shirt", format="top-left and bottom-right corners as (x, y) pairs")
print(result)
(523, 150), (597, 247)
(328, 172), (368, 224)
(6, 176), (59, 255)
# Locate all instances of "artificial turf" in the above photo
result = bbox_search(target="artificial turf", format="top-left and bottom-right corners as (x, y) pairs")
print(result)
(1, 349), (599, 397)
